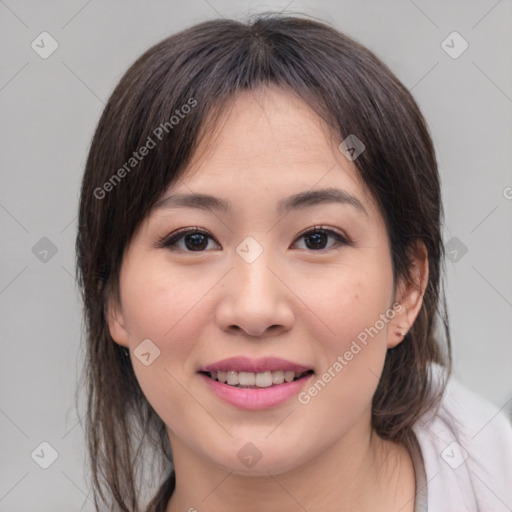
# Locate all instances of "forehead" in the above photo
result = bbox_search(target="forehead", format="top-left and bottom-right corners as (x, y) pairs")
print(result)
(188, 86), (352, 175)
(156, 85), (378, 218)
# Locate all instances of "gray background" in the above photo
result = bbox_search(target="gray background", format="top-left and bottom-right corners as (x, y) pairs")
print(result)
(1, 0), (511, 510)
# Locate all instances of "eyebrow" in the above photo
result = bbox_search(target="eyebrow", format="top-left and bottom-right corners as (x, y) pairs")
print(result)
(154, 187), (368, 217)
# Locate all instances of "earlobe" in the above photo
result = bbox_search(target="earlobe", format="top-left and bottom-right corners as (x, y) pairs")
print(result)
(105, 298), (130, 348)
(387, 241), (429, 349)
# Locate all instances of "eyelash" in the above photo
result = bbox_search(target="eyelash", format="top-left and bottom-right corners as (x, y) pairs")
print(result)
(156, 225), (353, 252)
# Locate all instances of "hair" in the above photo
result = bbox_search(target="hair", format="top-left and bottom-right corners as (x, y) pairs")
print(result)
(75, 12), (452, 512)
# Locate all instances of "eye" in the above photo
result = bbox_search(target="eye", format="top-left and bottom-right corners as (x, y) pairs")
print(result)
(157, 226), (351, 253)
(157, 227), (220, 252)
(292, 226), (350, 251)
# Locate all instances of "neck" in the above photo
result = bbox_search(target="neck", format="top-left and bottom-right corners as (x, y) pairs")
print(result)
(164, 411), (415, 512)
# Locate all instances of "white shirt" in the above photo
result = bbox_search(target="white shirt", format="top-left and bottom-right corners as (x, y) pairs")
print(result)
(410, 364), (512, 512)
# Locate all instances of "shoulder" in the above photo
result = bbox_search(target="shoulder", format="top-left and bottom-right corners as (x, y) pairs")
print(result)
(412, 363), (512, 512)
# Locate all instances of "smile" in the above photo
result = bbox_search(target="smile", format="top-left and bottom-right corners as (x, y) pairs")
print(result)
(203, 369), (314, 388)
(199, 370), (315, 410)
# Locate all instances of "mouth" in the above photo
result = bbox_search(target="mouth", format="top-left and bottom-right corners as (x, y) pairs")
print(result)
(199, 369), (315, 388)
(197, 356), (316, 409)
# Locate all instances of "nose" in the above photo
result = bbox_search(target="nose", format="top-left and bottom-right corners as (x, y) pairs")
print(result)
(215, 252), (295, 338)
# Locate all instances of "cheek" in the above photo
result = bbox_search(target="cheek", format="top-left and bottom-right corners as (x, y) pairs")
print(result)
(120, 260), (211, 423)
(294, 272), (392, 433)
(298, 259), (393, 344)
(121, 258), (210, 342)
(295, 257), (394, 413)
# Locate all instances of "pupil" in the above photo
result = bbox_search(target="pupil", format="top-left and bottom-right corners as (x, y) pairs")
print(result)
(184, 232), (327, 251)
(185, 233), (207, 251)
(305, 232), (327, 250)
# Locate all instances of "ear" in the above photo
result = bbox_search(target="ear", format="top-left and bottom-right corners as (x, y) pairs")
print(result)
(387, 240), (429, 349)
(105, 295), (130, 348)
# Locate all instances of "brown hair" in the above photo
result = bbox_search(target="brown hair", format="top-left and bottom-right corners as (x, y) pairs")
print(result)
(75, 12), (452, 512)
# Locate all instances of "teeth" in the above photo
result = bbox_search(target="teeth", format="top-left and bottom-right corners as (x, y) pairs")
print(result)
(226, 370), (238, 386)
(284, 370), (295, 383)
(255, 371), (272, 387)
(238, 371), (256, 386)
(208, 369), (309, 387)
(272, 370), (284, 385)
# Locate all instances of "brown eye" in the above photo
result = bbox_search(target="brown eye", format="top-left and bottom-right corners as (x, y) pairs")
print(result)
(181, 232), (210, 251)
(293, 227), (350, 251)
(158, 228), (220, 252)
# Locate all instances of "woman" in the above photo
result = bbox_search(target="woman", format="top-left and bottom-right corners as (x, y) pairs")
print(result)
(75, 13), (512, 512)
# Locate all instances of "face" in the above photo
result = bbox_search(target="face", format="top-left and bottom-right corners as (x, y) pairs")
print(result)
(107, 85), (425, 476)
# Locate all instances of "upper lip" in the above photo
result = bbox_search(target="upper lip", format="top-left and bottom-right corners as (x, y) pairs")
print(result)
(199, 356), (313, 374)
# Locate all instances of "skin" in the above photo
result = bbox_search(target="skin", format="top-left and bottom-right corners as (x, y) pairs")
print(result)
(107, 85), (429, 512)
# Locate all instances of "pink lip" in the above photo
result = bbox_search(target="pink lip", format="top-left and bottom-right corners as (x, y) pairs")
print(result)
(199, 356), (312, 373)
(199, 372), (315, 410)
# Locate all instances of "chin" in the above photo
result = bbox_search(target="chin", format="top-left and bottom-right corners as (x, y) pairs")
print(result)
(208, 441), (309, 477)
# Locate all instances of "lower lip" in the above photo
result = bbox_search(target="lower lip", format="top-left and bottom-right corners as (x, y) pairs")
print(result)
(199, 372), (314, 410)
